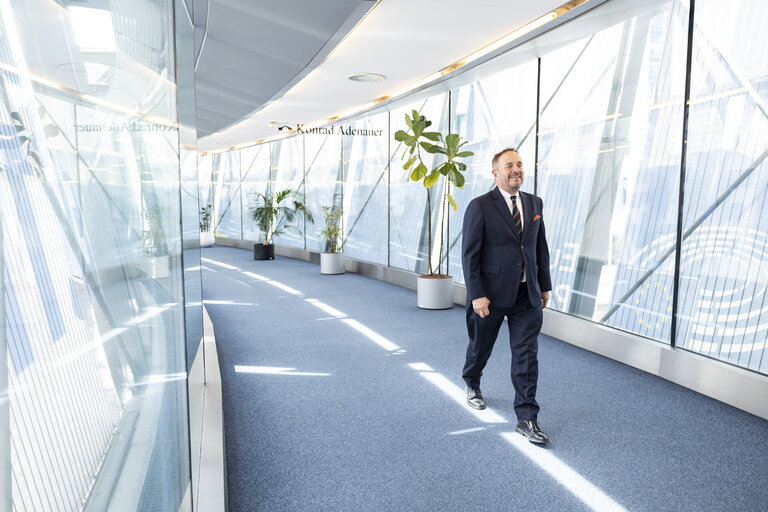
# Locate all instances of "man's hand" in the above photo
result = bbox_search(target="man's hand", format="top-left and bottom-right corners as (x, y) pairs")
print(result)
(541, 291), (550, 309)
(472, 297), (491, 318)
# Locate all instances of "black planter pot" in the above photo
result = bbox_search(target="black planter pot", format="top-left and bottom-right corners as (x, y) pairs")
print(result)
(253, 243), (275, 260)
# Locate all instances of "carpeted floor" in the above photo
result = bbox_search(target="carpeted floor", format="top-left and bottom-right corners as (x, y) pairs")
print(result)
(202, 245), (768, 512)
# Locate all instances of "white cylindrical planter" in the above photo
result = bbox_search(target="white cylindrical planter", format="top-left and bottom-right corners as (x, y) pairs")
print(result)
(200, 231), (215, 247)
(320, 252), (345, 274)
(417, 275), (454, 309)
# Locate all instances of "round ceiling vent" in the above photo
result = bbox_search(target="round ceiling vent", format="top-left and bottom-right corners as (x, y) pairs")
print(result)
(347, 73), (385, 82)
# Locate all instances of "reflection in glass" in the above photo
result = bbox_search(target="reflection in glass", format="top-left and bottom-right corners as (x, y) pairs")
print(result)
(343, 113), (389, 265)
(212, 151), (242, 239)
(678, 0), (768, 372)
(449, 61), (538, 284)
(1, 0), (193, 509)
(271, 137), (307, 248)
(539, 3), (685, 345)
(305, 135), (341, 252)
(241, 144), (272, 242)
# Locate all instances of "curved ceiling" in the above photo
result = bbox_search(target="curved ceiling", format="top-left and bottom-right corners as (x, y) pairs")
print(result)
(195, 0), (578, 152)
(193, 0), (374, 139)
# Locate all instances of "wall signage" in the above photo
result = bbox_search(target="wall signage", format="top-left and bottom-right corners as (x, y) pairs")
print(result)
(280, 124), (383, 137)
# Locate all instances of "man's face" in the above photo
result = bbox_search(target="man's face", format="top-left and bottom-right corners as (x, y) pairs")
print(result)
(492, 150), (524, 194)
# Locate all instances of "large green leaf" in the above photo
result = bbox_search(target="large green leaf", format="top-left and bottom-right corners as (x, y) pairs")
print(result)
(424, 170), (441, 188)
(403, 155), (417, 170)
(393, 129), (409, 142)
(449, 168), (465, 188)
(422, 131), (441, 141)
(436, 162), (451, 175)
(420, 141), (444, 154)
(456, 150), (474, 158)
(409, 162), (428, 182)
(445, 133), (460, 150)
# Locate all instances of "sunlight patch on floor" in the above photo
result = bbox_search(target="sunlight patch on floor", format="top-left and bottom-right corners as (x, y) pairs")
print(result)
(501, 433), (627, 512)
(234, 365), (331, 376)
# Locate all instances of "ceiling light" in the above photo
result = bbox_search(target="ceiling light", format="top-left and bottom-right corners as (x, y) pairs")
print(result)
(67, 6), (116, 52)
(347, 73), (385, 82)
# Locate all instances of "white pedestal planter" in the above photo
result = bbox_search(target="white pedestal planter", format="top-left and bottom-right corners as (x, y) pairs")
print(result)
(140, 255), (170, 279)
(320, 252), (345, 274)
(200, 232), (215, 247)
(417, 275), (454, 309)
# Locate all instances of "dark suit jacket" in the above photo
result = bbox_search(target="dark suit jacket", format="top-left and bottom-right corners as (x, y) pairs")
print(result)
(462, 187), (552, 308)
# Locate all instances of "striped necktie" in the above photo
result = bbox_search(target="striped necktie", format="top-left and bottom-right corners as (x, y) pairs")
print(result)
(511, 195), (522, 238)
(511, 195), (525, 280)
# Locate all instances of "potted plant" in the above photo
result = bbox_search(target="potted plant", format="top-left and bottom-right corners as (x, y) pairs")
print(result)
(319, 205), (345, 274)
(199, 203), (214, 247)
(248, 188), (313, 260)
(394, 110), (473, 309)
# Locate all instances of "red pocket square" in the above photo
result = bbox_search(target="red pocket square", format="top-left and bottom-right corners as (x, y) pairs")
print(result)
(532, 215), (541, 222)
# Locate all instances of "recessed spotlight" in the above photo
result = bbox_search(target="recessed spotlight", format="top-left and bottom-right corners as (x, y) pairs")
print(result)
(347, 73), (385, 82)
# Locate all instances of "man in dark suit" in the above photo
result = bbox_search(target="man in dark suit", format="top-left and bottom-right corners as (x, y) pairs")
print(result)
(461, 148), (552, 444)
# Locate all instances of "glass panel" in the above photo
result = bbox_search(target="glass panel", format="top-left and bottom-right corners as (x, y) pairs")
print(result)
(678, 0), (768, 373)
(0, 0), (192, 509)
(389, 93), (449, 273)
(176, 0), (202, 372)
(271, 136), (305, 249)
(305, 134), (341, 252)
(198, 153), (214, 228)
(342, 113), (389, 265)
(449, 60), (539, 284)
(212, 151), (242, 239)
(241, 144), (271, 242)
(538, 2), (686, 345)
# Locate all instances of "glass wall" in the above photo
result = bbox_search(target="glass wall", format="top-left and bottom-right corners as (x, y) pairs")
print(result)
(343, 113), (389, 265)
(1, 0), (199, 509)
(271, 136), (305, 248)
(200, 0), (767, 377)
(449, 60), (539, 283)
(240, 145), (271, 241)
(678, 0), (768, 372)
(305, 135), (341, 252)
(539, 2), (687, 344)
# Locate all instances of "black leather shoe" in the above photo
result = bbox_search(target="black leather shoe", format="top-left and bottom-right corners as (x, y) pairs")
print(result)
(465, 387), (486, 410)
(516, 420), (549, 444)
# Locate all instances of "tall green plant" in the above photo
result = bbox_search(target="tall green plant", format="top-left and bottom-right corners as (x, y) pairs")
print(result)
(319, 205), (343, 253)
(394, 110), (473, 276)
(248, 189), (313, 245)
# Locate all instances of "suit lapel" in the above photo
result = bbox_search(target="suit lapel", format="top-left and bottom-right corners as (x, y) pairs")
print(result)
(520, 191), (533, 243)
(490, 187), (520, 240)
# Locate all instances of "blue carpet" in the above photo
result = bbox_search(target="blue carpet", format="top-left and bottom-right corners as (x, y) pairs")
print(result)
(202, 246), (768, 512)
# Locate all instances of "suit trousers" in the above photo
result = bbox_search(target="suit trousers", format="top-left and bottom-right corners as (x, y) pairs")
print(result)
(462, 282), (543, 421)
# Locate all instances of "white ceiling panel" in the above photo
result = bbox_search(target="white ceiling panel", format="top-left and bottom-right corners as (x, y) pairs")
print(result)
(197, 0), (576, 150)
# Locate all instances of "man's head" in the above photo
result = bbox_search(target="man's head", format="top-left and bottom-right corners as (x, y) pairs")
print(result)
(492, 148), (523, 195)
